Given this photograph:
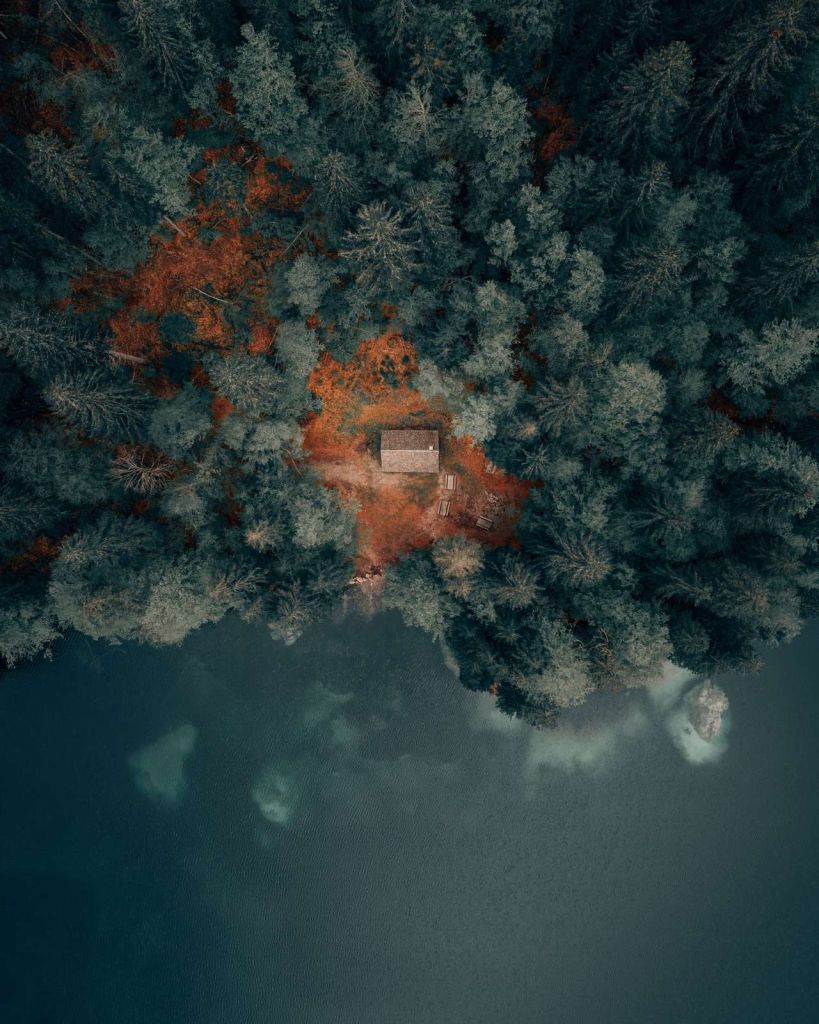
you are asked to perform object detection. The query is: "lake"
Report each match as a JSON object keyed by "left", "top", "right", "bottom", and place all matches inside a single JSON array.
[{"left": 1, "top": 608, "right": 817, "bottom": 1023}]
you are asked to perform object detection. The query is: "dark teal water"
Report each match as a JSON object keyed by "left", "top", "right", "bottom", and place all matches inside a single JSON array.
[{"left": 1, "top": 610, "right": 817, "bottom": 1024}]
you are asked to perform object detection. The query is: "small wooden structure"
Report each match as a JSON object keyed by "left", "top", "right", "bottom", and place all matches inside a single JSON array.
[
  {"left": 476, "top": 515, "right": 493, "bottom": 531},
  {"left": 381, "top": 429, "right": 439, "bottom": 473},
  {"left": 437, "top": 498, "right": 451, "bottom": 517},
  {"left": 443, "top": 473, "right": 457, "bottom": 491}
]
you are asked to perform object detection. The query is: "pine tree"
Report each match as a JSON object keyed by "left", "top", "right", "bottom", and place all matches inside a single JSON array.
[
  {"left": 590, "top": 41, "right": 693, "bottom": 162},
  {"left": 694, "top": 0, "right": 814, "bottom": 158},
  {"left": 320, "top": 43, "right": 381, "bottom": 126},
  {"left": 492, "top": 556, "right": 540, "bottom": 609},
  {"left": 310, "top": 150, "right": 362, "bottom": 226},
  {"left": 534, "top": 376, "right": 589, "bottom": 438},
  {"left": 542, "top": 532, "right": 612, "bottom": 589},
  {"left": 230, "top": 24, "right": 307, "bottom": 153},
  {"left": 112, "top": 445, "right": 174, "bottom": 495},
  {"left": 205, "top": 354, "right": 280, "bottom": 415},
  {"left": 741, "top": 94, "right": 819, "bottom": 213},
  {"left": 0, "top": 486, "right": 49, "bottom": 549},
  {"left": 340, "top": 201, "right": 418, "bottom": 288},
  {"left": 0, "top": 306, "right": 96, "bottom": 377},
  {"left": 45, "top": 370, "right": 146, "bottom": 438},
  {"left": 723, "top": 320, "right": 818, "bottom": 397},
  {"left": 751, "top": 238, "right": 819, "bottom": 311},
  {"left": 26, "top": 132, "right": 100, "bottom": 219},
  {"left": 117, "top": 0, "right": 196, "bottom": 89}
]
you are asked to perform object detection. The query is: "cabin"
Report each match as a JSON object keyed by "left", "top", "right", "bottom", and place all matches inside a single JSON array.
[{"left": 380, "top": 429, "right": 439, "bottom": 473}]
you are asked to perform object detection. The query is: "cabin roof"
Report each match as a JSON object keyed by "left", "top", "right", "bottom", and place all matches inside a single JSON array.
[
  {"left": 380, "top": 429, "right": 439, "bottom": 452},
  {"left": 380, "top": 429, "right": 440, "bottom": 473}
]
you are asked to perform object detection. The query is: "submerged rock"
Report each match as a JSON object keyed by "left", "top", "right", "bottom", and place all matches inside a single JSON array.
[
  {"left": 128, "top": 723, "right": 198, "bottom": 805},
  {"left": 251, "top": 765, "right": 298, "bottom": 826},
  {"left": 686, "top": 681, "right": 729, "bottom": 742}
]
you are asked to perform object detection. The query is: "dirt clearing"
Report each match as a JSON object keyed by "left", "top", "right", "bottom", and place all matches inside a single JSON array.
[{"left": 302, "top": 332, "right": 529, "bottom": 571}]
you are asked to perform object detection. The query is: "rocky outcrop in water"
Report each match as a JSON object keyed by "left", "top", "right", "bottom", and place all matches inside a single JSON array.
[{"left": 686, "top": 681, "right": 729, "bottom": 742}]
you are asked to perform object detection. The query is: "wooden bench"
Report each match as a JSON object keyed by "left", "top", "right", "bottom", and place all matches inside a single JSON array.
[
  {"left": 443, "top": 473, "right": 457, "bottom": 491},
  {"left": 475, "top": 515, "right": 493, "bottom": 531},
  {"left": 437, "top": 499, "right": 451, "bottom": 517}
]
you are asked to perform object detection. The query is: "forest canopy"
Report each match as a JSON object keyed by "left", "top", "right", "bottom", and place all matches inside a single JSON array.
[{"left": 1, "top": 0, "right": 819, "bottom": 726}]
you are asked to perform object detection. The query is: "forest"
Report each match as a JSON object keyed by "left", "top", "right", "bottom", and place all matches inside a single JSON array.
[{"left": 1, "top": 0, "right": 818, "bottom": 725}]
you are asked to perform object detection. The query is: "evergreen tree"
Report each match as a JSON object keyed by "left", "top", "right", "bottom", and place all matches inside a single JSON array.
[
  {"left": 590, "top": 41, "right": 693, "bottom": 162},
  {"left": 45, "top": 370, "right": 146, "bottom": 438},
  {"left": 117, "top": 0, "right": 197, "bottom": 88},
  {"left": 230, "top": 24, "right": 308, "bottom": 155},
  {"left": 340, "top": 201, "right": 418, "bottom": 289}
]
